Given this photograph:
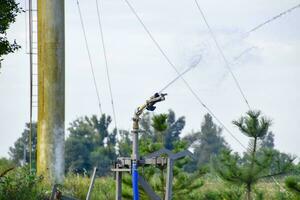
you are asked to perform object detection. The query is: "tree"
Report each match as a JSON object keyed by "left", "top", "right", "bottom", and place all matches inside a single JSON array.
[
  {"left": 118, "top": 130, "right": 131, "bottom": 157},
  {"left": 140, "top": 110, "right": 185, "bottom": 150},
  {"left": 122, "top": 113, "right": 203, "bottom": 200},
  {"left": 0, "top": 0, "right": 22, "bottom": 68},
  {"left": 261, "top": 131, "right": 275, "bottom": 149},
  {"left": 212, "top": 110, "right": 293, "bottom": 200},
  {"left": 164, "top": 110, "right": 185, "bottom": 150},
  {"left": 184, "top": 113, "right": 229, "bottom": 171},
  {"left": 65, "top": 114, "right": 117, "bottom": 176},
  {"left": 9, "top": 123, "right": 37, "bottom": 167}
]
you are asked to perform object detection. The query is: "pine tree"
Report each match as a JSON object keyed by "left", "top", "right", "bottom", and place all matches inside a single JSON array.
[
  {"left": 213, "top": 110, "right": 293, "bottom": 200},
  {"left": 139, "top": 110, "right": 185, "bottom": 150}
]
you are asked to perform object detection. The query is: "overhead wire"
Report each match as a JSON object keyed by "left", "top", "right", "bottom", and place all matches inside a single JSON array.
[
  {"left": 246, "top": 3, "right": 300, "bottom": 35},
  {"left": 192, "top": 2, "right": 300, "bottom": 85},
  {"left": 218, "top": 2, "right": 300, "bottom": 53},
  {"left": 193, "top": 0, "right": 251, "bottom": 110},
  {"left": 95, "top": 0, "right": 118, "bottom": 130},
  {"left": 76, "top": 0, "right": 103, "bottom": 115},
  {"left": 192, "top": 1, "right": 292, "bottom": 188},
  {"left": 122, "top": 0, "right": 247, "bottom": 149}
]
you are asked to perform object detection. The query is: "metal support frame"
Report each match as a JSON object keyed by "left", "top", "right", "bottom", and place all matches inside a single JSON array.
[
  {"left": 165, "top": 158, "right": 173, "bottom": 200},
  {"left": 116, "top": 170, "right": 122, "bottom": 200},
  {"left": 112, "top": 93, "right": 193, "bottom": 200},
  {"left": 112, "top": 148, "right": 193, "bottom": 200}
]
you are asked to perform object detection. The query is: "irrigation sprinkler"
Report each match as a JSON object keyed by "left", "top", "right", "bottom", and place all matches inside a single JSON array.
[
  {"left": 132, "top": 92, "right": 166, "bottom": 200},
  {"left": 112, "top": 93, "right": 194, "bottom": 200}
]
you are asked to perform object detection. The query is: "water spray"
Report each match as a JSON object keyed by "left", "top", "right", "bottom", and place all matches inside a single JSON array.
[{"left": 159, "top": 54, "right": 202, "bottom": 93}]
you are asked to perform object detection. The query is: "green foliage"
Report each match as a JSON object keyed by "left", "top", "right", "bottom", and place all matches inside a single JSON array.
[
  {"left": 199, "top": 190, "right": 222, "bottom": 200},
  {"left": 9, "top": 123, "right": 37, "bottom": 167},
  {"left": 65, "top": 114, "right": 117, "bottom": 176},
  {"left": 118, "top": 130, "right": 131, "bottom": 157},
  {"left": 184, "top": 113, "right": 229, "bottom": 172},
  {"left": 254, "top": 189, "right": 264, "bottom": 200},
  {"left": 0, "top": 157, "right": 14, "bottom": 175},
  {"left": 164, "top": 110, "right": 185, "bottom": 150},
  {"left": 232, "top": 110, "right": 271, "bottom": 139},
  {"left": 213, "top": 110, "right": 293, "bottom": 200},
  {"left": 7, "top": 110, "right": 299, "bottom": 199},
  {"left": 122, "top": 112, "right": 202, "bottom": 199},
  {"left": 220, "top": 185, "right": 244, "bottom": 200},
  {"left": 0, "top": 0, "right": 22, "bottom": 65},
  {"left": 152, "top": 114, "right": 168, "bottom": 133},
  {"left": 0, "top": 166, "right": 47, "bottom": 200},
  {"left": 140, "top": 110, "right": 185, "bottom": 150},
  {"left": 195, "top": 185, "right": 244, "bottom": 200},
  {"left": 285, "top": 176, "right": 300, "bottom": 197},
  {"left": 274, "top": 190, "right": 292, "bottom": 200},
  {"left": 261, "top": 132, "right": 275, "bottom": 149},
  {"left": 63, "top": 173, "right": 115, "bottom": 200}
]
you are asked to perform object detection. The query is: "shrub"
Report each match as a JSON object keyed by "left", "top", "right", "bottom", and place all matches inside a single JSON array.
[{"left": 0, "top": 166, "right": 47, "bottom": 200}]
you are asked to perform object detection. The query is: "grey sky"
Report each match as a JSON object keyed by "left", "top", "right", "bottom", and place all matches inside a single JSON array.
[{"left": 0, "top": 0, "right": 299, "bottom": 157}]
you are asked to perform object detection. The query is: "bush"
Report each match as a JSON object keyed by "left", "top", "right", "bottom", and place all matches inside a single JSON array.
[
  {"left": 0, "top": 166, "right": 47, "bottom": 200},
  {"left": 0, "top": 157, "right": 14, "bottom": 175}
]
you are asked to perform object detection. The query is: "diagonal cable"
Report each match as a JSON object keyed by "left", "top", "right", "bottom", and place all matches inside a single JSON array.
[
  {"left": 122, "top": 0, "right": 247, "bottom": 149},
  {"left": 247, "top": 3, "right": 300, "bottom": 35},
  {"left": 95, "top": 0, "right": 118, "bottom": 130},
  {"left": 193, "top": 0, "right": 251, "bottom": 110},
  {"left": 76, "top": 0, "right": 103, "bottom": 115}
]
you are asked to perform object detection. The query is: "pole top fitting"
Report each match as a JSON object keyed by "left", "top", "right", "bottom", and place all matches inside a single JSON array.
[
  {"left": 135, "top": 93, "right": 167, "bottom": 117},
  {"left": 146, "top": 93, "right": 167, "bottom": 111}
]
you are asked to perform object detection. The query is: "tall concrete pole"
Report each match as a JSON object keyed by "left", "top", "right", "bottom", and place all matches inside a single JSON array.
[{"left": 37, "top": 0, "right": 65, "bottom": 183}]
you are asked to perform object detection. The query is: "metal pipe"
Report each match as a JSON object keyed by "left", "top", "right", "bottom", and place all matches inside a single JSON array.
[
  {"left": 130, "top": 93, "right": 166, "bottom": 200},
  {"left": 132, "top": 162, "right": 139, "bottom": 200},
  {"left": 28, "top": 0, "right": 33, "bottom": 172}
]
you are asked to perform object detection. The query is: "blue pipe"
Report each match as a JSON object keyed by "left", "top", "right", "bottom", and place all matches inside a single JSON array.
[{"left": 132, "top": 162, "right": 139, "bottom": 200}]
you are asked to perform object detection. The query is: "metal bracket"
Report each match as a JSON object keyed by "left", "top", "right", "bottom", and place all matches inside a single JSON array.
[{"left": 112, "top": 148, "right": 193, "bottom": 200}]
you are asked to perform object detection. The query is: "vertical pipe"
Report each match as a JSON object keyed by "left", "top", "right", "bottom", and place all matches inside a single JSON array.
[
  {"left": 132, "top": 118, "right": 139, "bottom": 200},
  {"left": 37, "top": 0, "right": 65, "bottom": 183},
  {"left": 132, "top": 130, "right": 139, "bottom": 160},
  {"left": 165, "top": 158, "right": 173, "bottom": 200},
  {"left": 28, "top": 0, "right": 33, "bottom": 172},
  {"left": 132, "top": 162, "right": 139, "bottom": 200}
]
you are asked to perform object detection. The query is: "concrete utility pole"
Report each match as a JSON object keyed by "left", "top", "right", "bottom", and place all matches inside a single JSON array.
[{"left": 37, "top": 0, "right": 65, "bottom": 183}]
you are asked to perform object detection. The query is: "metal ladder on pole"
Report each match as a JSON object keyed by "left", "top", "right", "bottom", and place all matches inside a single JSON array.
[{"left": 26, "top": 0, "right": 38, "bottom": 171}]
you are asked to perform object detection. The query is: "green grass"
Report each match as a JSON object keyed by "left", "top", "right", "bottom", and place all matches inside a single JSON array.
[{"left": 0, "top": 166, "right": 298, "bottom": 200}]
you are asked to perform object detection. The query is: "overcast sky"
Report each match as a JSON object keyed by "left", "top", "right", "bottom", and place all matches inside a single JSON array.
[{"left": 0, "top": 0, "right": 299, "bottom": 158}]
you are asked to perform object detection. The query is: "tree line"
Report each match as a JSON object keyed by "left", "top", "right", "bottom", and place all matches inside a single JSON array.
[{"left": 7, "top": 109, "right": 300, "bottom": 199}]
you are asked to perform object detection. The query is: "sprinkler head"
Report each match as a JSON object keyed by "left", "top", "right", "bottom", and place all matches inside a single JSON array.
[{"left": 146, "top": 93, "right": 167, "bottom": 111}]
